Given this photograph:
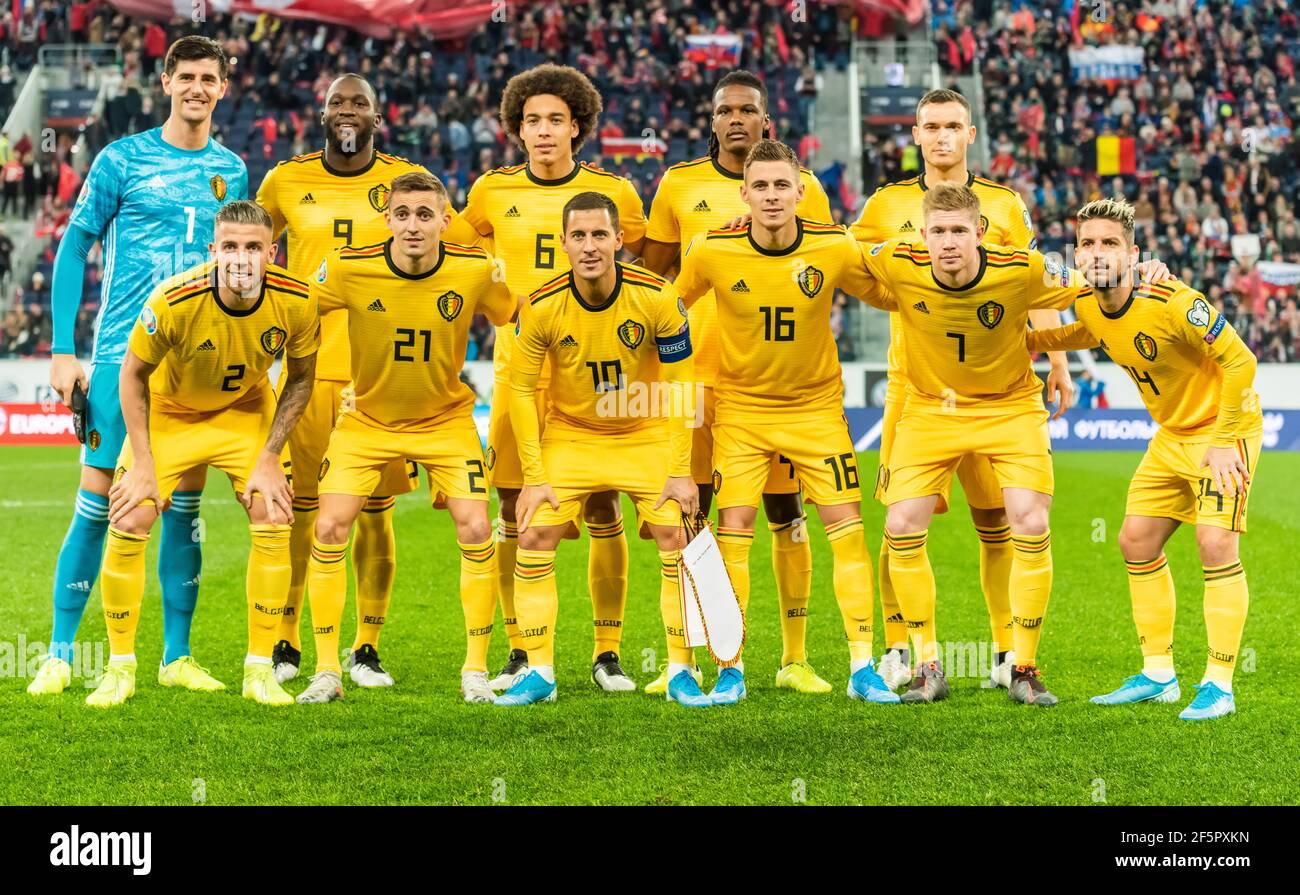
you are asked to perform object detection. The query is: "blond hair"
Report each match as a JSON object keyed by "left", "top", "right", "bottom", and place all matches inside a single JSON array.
[
  {"left": 921, "top": 182, "right": 982, "bottom": 226},
  {"left": 1076, "top": 196, "right": 1136, "bottom": 245},
  {"left": 214, "top": 200, "right": 273, "bottom": 232},
  {"left": 389, "top": 171, "right": 449, "bottom": 205},
  {"left": 743, "top": 139, "right": 801, "bottom": 179}
]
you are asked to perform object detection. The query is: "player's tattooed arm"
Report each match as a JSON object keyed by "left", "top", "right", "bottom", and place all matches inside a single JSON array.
[
  {"left": 244, "top": 351, "right": 316, "bottom": 524},
  {"left": 109, "top": 351, "right": 162, "bottom": 524}
]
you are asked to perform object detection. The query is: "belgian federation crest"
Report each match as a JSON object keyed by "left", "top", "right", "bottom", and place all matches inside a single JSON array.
[
  {"left": 711, "top": 469, "right": 723, "bottom": 494},
  {"left": 88, "top": 430, "right": 101, "bottom": 451},
  {"left": 260, "top": 326, "right": 288, "bottom": 355},
  {"left": 210, "top": 174, "right": 227, "bottom": 202},
  {"left": 977, "top": 300, "right": 1004, "bottom": 330},
  {"left": 438, "top": 290, "right": 464, "bottom": 322},
  {"left": 486, "top": 446, "right": 497, "bottom": 470},
  {"left": 617, "top": 319, "right": 645, "bottom": 350},
  {"left": 318, "top": 458, "right": 330, "bottom": 482},
  {"left": 368, "top": 183, "right": 391, "bottom": 212},
  {"left": 1134, "top": 332, "right": 1158, "bottom": 361},
  {"left": 979, "top": 214, "right": 990, "bottom": 234},
  {"left": 797, "top": 265, "right": 825, "bottom": 298}
]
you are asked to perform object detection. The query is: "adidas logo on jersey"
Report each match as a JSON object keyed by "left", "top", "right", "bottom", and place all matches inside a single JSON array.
[
  {"left": 913, "top": 301, "right": 929, "bottom": 313},
  {"left": 300, "top": 193, "right": 316, "bottom": 204},
  {"left": 367, "top": 299, "right": 386, "bottom": 312},
  {"left": 900, "top": 219, "right": 915, "bottom": 232},
  {"left": 197, "top": 339, "right": 216, "bottom": 351},
  {"left": 559, "top": 334, "right": 579, "bottom": 349},
  {"left": 732, "top": 280, "right": 750, "bottom": 293},
  {"left": 149, "top": 174, "right": 167, "bottom": 190},
  {"left": 694, "top": 199, "right": 711, "bottom": 212},
  {"left": 505, "top": 206, "right": 521, "bottom": 218}
]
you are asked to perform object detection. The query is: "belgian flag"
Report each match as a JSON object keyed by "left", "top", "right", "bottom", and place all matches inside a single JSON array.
[{"left": 1094, "top": 135, "right": 1137, "bottom": 176}]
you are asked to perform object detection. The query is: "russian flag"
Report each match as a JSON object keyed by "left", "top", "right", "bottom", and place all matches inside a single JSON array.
[{"left": 684, "top": 33, "right": 742, "bottom": 70}]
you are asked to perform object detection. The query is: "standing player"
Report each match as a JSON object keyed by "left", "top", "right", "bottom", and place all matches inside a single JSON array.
[
  {"left": 30, "top": 36, "right": 247, "bottom": 696},
  {"left": 641, "top": 70, "right": 835, "bottom": 696},
  {"left": 504, "top": 192, "right": 701, "bottom": 707},
  {"left": 1027, "top": 198, "right": 1260, "bottom": 721},
  {"left": 257, "top": 74, "right": 430, "bottom": 688},
  {"left": 857, "top": 183, "right": 1099, "bottom": 707},
  {"left": 849, "top": 88, "right": 1072, "bottom": 693},
  {"left": 675, "top": 140, "right": 900, "bottom": 706},
  {"left": 296, "top": 172, "right": 517, "bottom": 705},
  {"left": 88, "top": 201, "right": 317, "bottom": 707},
  {"left": 443, "top": 64, "right": 648, "bottom": 693}
]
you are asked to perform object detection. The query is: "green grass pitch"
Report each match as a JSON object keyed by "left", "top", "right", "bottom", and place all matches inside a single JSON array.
[{"left": 1, "top": 445, "right": 1297, "bottom": 805}]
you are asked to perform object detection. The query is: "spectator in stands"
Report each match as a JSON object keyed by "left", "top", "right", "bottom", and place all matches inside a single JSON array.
[
  {"left": 0, "top": 226, "right": 10, "bottom": 290},
  {"left": 0, "top": 152, "right": 20, "bottom": 218},
  {"left": 28, "top": 271, "right": 49, "bottom": 308}
]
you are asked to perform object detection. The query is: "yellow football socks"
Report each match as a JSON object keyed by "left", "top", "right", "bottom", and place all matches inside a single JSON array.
[
  {"left": 825, "top": 516, "right": 874, "bottom": 665},
  {"left": 281, "top": 495, "right": 318, "bottom": 650},
  {"left": 715, "top": 527, "right": 754, "bottom": 612},
  {"left": 247, "top": 524, "right": 292, "bottom": 659},
  {"left": 101, "top": 527, "right": 149, "bottom": 657},
  {"left": 1126, "top": 554, "right": 1176, "bottom": 678},
  {"left": 514, "top": 548, "right": 558, "bottom": 667},
  {"left": 885, "top": 529, "right": 938, "bottom": 663},
  {"left": 351, "top": 497, "right": 397, "bottom": 652},
  {"left": 497, "top": 517, "right": 523, "bottom": 650},
  {"left": 878, "top": 539, "right": 908, "bottom": 650},
  {"left": 770, "top": 519, "right": 812, "bottom": 666},
  {"left": 459, "top": 539, "right": 498, "bottom": 673},
  {"left": 587, "top": 518, "right": 628, "bottom": 660},
  {"left": 1203, "top": 560, "right": 1248, "bottom": 687},
  {"left": 307, "top": 537, "right": 348, "bottom": 673},
  {"left": 1009, "top": 531, "right": 1053, "bottom": 667},
  {"left": 975, "top": 524, "right": 1015, "bottom": 652},
  {"left": 659, "top": 549, "right": 694, "bottom": 665}
]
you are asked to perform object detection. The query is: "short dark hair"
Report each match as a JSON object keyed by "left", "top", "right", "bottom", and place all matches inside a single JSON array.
[
  {"left": 214, "top": 200, "right": 273, "bottom": 232},
  {"left": 164, "top": 36, "right": 229, "bottom": 82},
  {"left": 713, "top": 70, "right": 768, "bottom": 112},
  {"left": 500, "top": 64, "right": 603, "bottom": 153},
  {"left": 916, "top": 88, "right": 972, "bottom": 121},
  {"left": 562, "top": 192, "right": 619, "bottom": 233},
  {"left": 389, "top": 171, "right": 449, "bottom": 206}
]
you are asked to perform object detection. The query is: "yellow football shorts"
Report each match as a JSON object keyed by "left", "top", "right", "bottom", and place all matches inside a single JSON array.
[
  {"left": 286, "top": 378, "right": 416, "bottom": 500},
  {"left": 712, "top": 410, "right": 859, "bottom": 510},
  {"left": 487, "top": 380, "right": 549, "bottom": 491},
  {"left": 115, "top": 393, "right": 289, "bottom": 502},
  {"left": 880, "top": 403, "right": 1053, "bottom": 506},
  {"left": 529, "top": 428, "right": 682, "bottom": 530},
  {"left": 1127, "top": 429, "right": 1260, "bottom": 532},
  {"left": 876, "top": 375, "right": 1003, "bottom": 511},
  {"left": 319, "top": 412, "right": 489, "bottom": 505},
  {"left": 692, "top": 386, "right": 800, "bottom": 495}
]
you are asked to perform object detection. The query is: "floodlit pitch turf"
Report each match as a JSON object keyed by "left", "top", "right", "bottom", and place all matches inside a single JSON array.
[{"left": 1, "top": 445, "right": 1297, "bottom": 805}]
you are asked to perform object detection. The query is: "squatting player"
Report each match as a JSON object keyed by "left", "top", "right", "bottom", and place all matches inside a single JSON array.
[
  {"left": 297, "top": 172, "right": 517, "bottom": 705},
  {"left": 850, "top": 88, "right": 1073, "bottom": 693},
  {"left": 642, "top": 69, "right": 836, "bottom": 696},
  {"left": 257, "top": 73, "right": 430, "bottom": 688},
  {"left": 31, "top": 36, "right": 247, "bottom": 696},
  {"left": 675, "top": 140, "right": 900, "bottom": 707},
  {"left": 504, "top": 192, "right": 700, "bottom": 707},
  {"left": 89, "top": 201, "right": 318, "bottom": 708},
  {"left": 1028, "top": 197, "right": 1260, "bottom": 722},
  {"left": 444, "top": 64, "right": 648, "bottom": 693}
]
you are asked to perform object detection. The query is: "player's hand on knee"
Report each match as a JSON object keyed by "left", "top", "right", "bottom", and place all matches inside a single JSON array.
[
  {"left": 109, "top": 465, "right": 161, "bottom": 525},
  {"left": 1200, "top": 446, "right": 1248, "bottom": 498},
  {"left": 656, "top": 475, "right": 698, "bottom": 518},
  {"left": 49, "top": 354, "right": 88, "bottom": 407},
  {"left": 517, "top": 483, "right": 558, "bottom": 533},
  {"left": 244, "top": 451, "right": 294, "bottom": 525}
]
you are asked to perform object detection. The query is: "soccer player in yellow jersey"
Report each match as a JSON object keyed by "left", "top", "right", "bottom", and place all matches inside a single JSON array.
[
  {"left": 856, "top": 183, "right": 1106, "bottom": 706},
  {"left": 850, "top": 88, "right": 1075, "bottom": 692},
  {"left": 1027, "top": 198, "right": 1261, "bottom": 721},
  {"left": 444, "top": 65, "right": 648, "bottom": 693},
  {"left": 88, "top": 201, "right": 318, "bottom": 708},
  {"left": 257, "top": 74, "right": 429, "bottom": 687},
  {"left": 641, "top": 70, "right": 835, "bottom": 697},
  {"left": 675, "top": 140, "right": 899, "bottom": 706},
  {"left": 503, "top": 192, "right": 700, "bottom": 707},
  {"left": 296, "top": 172, "right": 517, "bottom": 705}
]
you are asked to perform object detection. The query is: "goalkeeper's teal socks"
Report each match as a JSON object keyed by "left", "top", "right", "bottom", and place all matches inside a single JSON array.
[
  {"left": 49, "top": 489, "right": 110, "bottom": 664},
  {"left": 159, "top": 491, "right": 203, "bottom": 664}
]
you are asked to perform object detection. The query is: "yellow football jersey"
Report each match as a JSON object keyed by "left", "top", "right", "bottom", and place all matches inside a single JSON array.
[
  {"left": 511, "top": 262, "right": 693, "bottom": 483},
  {"left": 675, "top": 219, "right": 877, "bottom": 416},
  {"left": 1029, "top": 280, "right": 1262, "bottom": 443},
  {"left": 256, "top": 149, "right": 431, "bottom": 382},
  {"left": 859, "top": 241, "right": 1084, "bottom": 409},
  {"left": 310, "top": 239, "right": 515, "bottom": 432},
  {"left": 646, "top": 156, "right": 832, "bottom": 386},
  {"left": 129, "top": 261, "right": 319, "bottom": 414},
  {"left": 443, "top": 161, "right": 648, "bottom": 381},
  {"left": 850, "top": 172, "right": 1035, "bottom": 382}
]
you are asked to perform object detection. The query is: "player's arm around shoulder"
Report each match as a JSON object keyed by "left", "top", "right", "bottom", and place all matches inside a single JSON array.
[
  {"left": 477, "top": 252, "right": 518, "bottom": 327},
  {"left": 673, "top": 234, "right": 712, "bottom": 308},
  {"left": 842, "top": 232, "right": 895, "bottom": 310}
]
